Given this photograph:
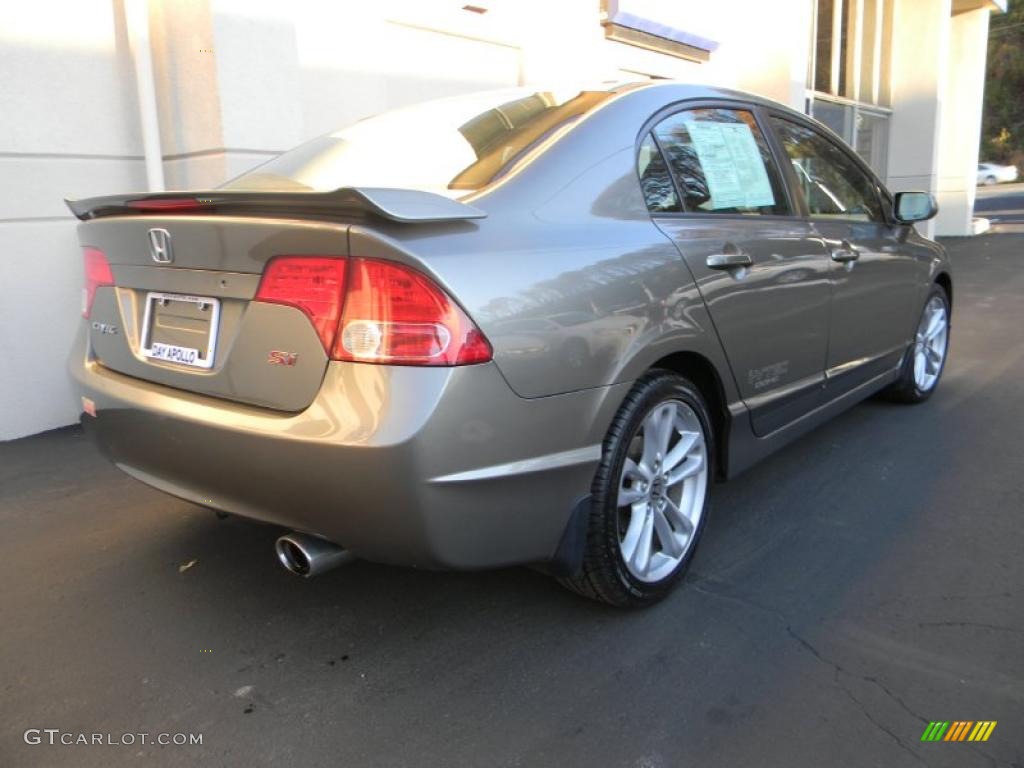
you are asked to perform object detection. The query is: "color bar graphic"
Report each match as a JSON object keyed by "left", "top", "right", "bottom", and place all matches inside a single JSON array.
[{"left": 921, "top": 721, "right": 996, "bottom": 742}]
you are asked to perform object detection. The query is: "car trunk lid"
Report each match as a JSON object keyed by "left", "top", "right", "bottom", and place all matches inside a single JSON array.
[
  {"left": 71, "top": 188, "right": 489, "bottom": 412},
  {"left": 78, "top": 215, "right": 349, "bottom": 412}
]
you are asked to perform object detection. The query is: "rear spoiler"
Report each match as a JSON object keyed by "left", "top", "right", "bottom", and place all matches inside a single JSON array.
[{"left": 65, "top": 186, "right": 487, "bottom": 224}]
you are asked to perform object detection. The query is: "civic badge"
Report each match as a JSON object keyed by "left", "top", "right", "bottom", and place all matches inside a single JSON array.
[
  {"left": 148, "top": 228, "right": 173, "bottom": 264},
  {"left": 90, "top": 321, "right": 119, "bottom": 335}
]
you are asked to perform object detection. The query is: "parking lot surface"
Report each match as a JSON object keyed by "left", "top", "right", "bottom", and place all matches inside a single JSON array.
[
  {"left": 977, "top": 182, "right": 1024, "bottom": 229},
  {"left": 2, "top": 234, "right": 1022, "bottom": 768}
]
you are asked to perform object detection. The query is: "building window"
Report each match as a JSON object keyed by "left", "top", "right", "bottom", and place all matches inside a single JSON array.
[
  {"left": 811, "top": 0, "right": 892, "bottom": 103},
  {"left": 808, "top": 0, "right": 892, "bottom": 177},
  {"left": 813, "top": 0, "right": 836, "bottom": 94},
  {"left": 809, "top": 97, "right": 890, "bottom": 179}
]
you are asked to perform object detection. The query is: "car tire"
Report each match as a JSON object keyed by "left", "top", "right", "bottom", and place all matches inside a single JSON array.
[
  {"left": 559, "top": 370, "right": 714, "bottom": 608},
  {"left": 985, "top": 175, "right": 997, "bottom": 186},
  {"left": 883, "top": 283, "right": 951, "bottom": 404}
]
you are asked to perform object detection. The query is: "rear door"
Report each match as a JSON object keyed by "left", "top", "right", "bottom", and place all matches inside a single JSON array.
[
  {"left": 643, "top": 104, "right": 833, "bottom": 435},
  {"left": 768, "top": 116, "right": 924, "bottom": 389}
]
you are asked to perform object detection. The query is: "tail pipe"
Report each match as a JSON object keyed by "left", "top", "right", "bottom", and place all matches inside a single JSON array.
[{"left": 275, "top": 532, "right": 354, "bottom": 578}]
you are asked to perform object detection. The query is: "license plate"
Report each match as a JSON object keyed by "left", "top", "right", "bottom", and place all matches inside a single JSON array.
[
  {"left": 146, "top": 342, "right": 205, "bottom": 366},
  {"left": 140, "top": 292, "right": 220, "bottom": 370}
]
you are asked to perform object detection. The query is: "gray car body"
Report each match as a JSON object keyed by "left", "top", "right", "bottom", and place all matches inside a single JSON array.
[{"left": 69, "top": 82, "right": 950, "bottom": 571}]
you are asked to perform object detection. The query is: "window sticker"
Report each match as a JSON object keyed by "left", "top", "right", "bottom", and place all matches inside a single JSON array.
[{"left": 685, "top": 121, "right": 776, "bottom": 210}]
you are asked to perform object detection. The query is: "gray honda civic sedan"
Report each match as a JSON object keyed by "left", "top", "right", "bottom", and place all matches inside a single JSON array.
[{"left": 68, "top": 82, "right": 951, "bottom": 607}]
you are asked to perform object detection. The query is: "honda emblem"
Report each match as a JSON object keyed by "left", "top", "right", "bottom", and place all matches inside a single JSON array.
[{"left": 148, "top": 228, "right": 173, "bottom": 264}]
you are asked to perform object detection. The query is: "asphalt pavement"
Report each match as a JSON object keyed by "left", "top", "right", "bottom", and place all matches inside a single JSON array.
[
  {"left": 2, "top": 231, "right": 1023, "bottom": 768},
  {"left": 976, "top": 181, "right": 1024, "bottom": 228}
]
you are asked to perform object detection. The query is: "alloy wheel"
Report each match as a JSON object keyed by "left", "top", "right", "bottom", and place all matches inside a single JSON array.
[
  {"left": 616, "top": 400, "right": 709, "bottom": 583},
  {"left": 913, "top": 295, "right": 948, "bottom": 392}
]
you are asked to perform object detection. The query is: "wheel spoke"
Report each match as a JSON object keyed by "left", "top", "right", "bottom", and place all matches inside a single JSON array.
[
  {"left": 655, "top": 405, "right": 675, "bottom": 457},
  {"left": 640, "top": 415, "right": 659, "bottom": 470},
  {"left": 924, "top": 311, "right": 944, "bottom": 340},
  {"left": 666, "top": 454, "right": 704, "bottom": 486},
  {"left": 652, "top": 507, "right": 683, "bottom": 557},
  {"left": 619, "top": 502, "right": 648, "bottom": 563},
  {"left": 617, "top": 458, "right": 649, "bottom": 507},
  {"left": 617, "top": 485, "right": 646, "bottom": 507},
  {"left": 642, "top": 405, "right": 674, "bottom": 470},
  {"left": 626, "top": 456, "right": 651, "bottom": 481},
  {"left": 914, "top": 352, "right": 926, "bottom": 385},
  {"left": 630, "top": 512, "right": 655, "bottom": 574},
  {"left": 662, "top": 497, "right": 694, "bottom": 537},
  {"left": 663, "top": 430, "right": 700, "bottom": 471}
]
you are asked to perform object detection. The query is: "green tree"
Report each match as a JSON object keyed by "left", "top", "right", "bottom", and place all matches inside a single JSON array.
[{"left": 982, "top": 4, "right": 1024, "bottom": 170}]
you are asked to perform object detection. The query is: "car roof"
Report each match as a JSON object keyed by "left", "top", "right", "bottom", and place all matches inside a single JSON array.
[
  {"left": 618, "top": 80, "right": 800, "bottom": 111},
  {"left": 482, "top": 79, "right": 803, "bottom": 114}
]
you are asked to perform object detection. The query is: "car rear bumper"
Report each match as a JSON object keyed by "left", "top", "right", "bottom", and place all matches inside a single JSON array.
[{"left": 69, "top": 327, "right": 628, "bottom": 569}]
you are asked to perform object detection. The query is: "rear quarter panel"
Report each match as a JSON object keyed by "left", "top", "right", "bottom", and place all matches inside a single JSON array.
[
  {"left": 351, "top": 214, "right": 732, "bottom": 400},
  {"left": 351, "top": 86, "right": 739, "bottom": 403}
]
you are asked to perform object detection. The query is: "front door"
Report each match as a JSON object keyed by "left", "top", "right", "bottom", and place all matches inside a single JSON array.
[
  {"left": 769, "top": 116, "right": 925, "bottom": 389},
  {"left": 640, "top": 106, "right": 833, "bottom": 436}
]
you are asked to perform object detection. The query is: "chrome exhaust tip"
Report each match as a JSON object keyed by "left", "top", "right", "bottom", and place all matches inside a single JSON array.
[{"left": 275, "top": 532, "right": 354, "bottom": 578}]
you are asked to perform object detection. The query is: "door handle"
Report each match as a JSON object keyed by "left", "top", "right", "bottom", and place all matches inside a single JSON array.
[
  {"left": 706, "top": 252, "right": 753, "bottom": 269},
  {"left": 830, "top": 244, "right": 860, "bottom": 263}
]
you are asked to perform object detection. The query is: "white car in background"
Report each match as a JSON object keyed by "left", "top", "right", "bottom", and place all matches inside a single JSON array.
[{"left": 977, "top": 162, "right": 1019, "bottom": 186}]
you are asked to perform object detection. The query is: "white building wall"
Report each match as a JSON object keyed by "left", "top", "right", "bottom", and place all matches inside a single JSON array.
[
  {"left": 935, "top": 8, "right": 991, "bottom": 235},
  {"left": 700, "top": 0, "right": 813, "bottom": 110},
  {"left": 886, "top": 0, "right": 953, "bottom": 240},
  {"left": 0, "top": 1, "right": 147, "bottom": 440}
]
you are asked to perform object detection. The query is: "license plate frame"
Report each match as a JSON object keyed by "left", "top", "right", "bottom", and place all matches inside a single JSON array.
[{"left": 140, "top": 291, "right": 220, "bottom": 370}]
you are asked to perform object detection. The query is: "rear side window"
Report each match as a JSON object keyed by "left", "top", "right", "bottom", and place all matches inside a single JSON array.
[
  {"left": 651, "top": 108, "right": 791, "bottom": 216},
  {"left": 637, "top": 133, "right": 681, "bottom": 212},
  {"left": 770, "top": 118, "right": 883, "bottom": 222}
]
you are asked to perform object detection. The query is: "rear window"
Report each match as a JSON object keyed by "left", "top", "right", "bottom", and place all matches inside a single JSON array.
[{"left": 223, "top": 88, "right": 617, "bottom": 195}]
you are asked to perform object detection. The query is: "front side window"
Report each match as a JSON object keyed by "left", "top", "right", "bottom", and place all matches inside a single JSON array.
[
  {"left": 651, "top": 108, "right": 792, "bottom": 216},
  {"left": 771, "top": 117, "right": 883, "bottom": 221}
]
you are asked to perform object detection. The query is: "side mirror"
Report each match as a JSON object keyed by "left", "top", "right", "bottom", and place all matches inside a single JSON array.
[{"left": 894, "top": 191, "right": 938, "bottom": 223}]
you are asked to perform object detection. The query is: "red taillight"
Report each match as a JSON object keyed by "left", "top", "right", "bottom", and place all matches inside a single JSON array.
[
  {"left": 254, "top": 257, "right": 348, "bottom": 351},
  {"left": 125, "top": 197, "right": 209, "bottom": 213},
  {"left": 82, "top": 247, "right": 114, "bottom": 318},
  {"left": 253, "top": 255, "right": 491, "bottom": 365},
  {"left": 334, "top": 258, "right": 492, "bottom": 365}
]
